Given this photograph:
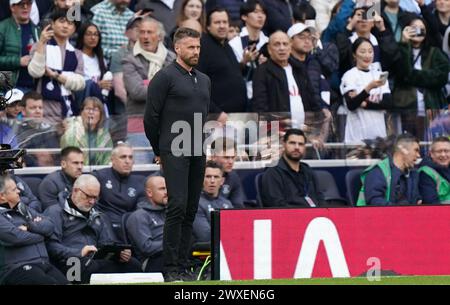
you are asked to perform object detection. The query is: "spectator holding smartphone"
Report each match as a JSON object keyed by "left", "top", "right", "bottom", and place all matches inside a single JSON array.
[
  {"left": 229, "top": 0, "right": 268, "bottom": 101},
  {"left": 0, "top": 0, "right": 40, "bottom": 93},
  {"left": 340, "top": 37, "right": 392, "bottom": 143},
  {"left": 392, "top": 17, "right": 449, "bottom": 140}
]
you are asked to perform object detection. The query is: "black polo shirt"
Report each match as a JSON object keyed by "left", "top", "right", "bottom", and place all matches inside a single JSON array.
[{"left": 144, "top": 61, "right": 211, "bottom": 157}]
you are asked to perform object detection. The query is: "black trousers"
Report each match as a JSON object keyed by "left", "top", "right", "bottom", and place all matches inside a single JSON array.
[
  {"left": 160, "top": 154, "right": 206, "bottom": 273},
  {"left": 3, "top": 262, "right": 69, "bottom": 285}
]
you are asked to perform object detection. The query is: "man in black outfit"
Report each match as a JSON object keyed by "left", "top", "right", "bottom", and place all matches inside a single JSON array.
[
  {"left": 144, "top": 27, "right": 210, "bottom": 282},
  {"left": 197, "top": 8, "right": 247, "bottom": 115},
  {"left": 261, "top": 128, "right": 325, "bottom": 207}
]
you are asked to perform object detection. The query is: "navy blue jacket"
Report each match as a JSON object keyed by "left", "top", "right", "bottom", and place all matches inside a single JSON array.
[
  {"left": 193, "top": 192, "right": 233, "bottom": 243},
  {"left": 0, "top": 202, "right": 53, "bottom": 282},
  {"left": 93, "top": 168, "right": 146, "bottom": 225},
  {"left": 364, "top": 158, "right": 421, "bottom": 205},
  {"left": 13, "top": 175, "right": 42, "bottom": 213},
  {"left": 418, "top": 156, "right": 450, "bottom": 204},
  {"left": 261, "top": 157, "right": 325, "bottom": 207},
  {"left": 39, "top": 170, "right": 75, "bottom": 211},
  {"left": 125, "top": 201, "right": 165, "bottom": 262},
  {"left": 44, "top": 193, "right": 117, "bottom": 264},
  {"left": 220, "top": 171, "right": 246, "bottom": 208}
]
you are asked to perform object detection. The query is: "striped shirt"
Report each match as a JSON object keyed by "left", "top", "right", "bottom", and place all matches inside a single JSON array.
[{"left": 91, "top": 0, "right": 134, "bottom": 61}]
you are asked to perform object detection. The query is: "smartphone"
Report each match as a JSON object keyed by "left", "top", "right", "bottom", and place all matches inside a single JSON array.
[
  {"left": 379, "top": 71, "right": 389, "bottom": 82},
  {"left": 41, "top": 19, "right": 52, "bottom": 31}
]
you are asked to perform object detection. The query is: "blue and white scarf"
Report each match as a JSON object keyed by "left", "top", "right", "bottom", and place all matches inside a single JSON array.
[{"left": 41, "top": 38, "right": 78, "bottom": 117}]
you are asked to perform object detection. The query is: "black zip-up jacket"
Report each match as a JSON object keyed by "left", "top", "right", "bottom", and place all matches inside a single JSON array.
[
  {"left": 252, "top": 57, "right": 321, "bottom": 113},
  {"left": 93, "top": 168, "right": 146, "bottom": 225},
  {"left": 125, "top": 201, "right": 166, "bottom": 262},
  {"left": 261, "top": 157, "right": 325, "bottom": 207},
  {"left": 0, "top": 202, "right": 53, "bottom": 282},
  {"left": 44, "top": 193, "right": 117, "bottom": 264},
  {"left": 39, "top": 170, "right": 75, "bottom": 211},
  {"left": 144, "top": 61, "right": 211, "bottom": 157},
  {"left": 197, "top": 33, "right": 247, "bottom": 113}
]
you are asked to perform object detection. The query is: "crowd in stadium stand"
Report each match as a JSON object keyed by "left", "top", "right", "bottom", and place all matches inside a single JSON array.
[{"left": 0, "top": 0, "right": 449, "bottom": 284}]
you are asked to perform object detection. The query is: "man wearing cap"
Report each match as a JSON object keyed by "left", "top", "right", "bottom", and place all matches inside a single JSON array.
[
  {"left": 288, "top": 22, "right": 336, "bottom": 125},
  {"left": 91, "top": 0, "right": 135, "bottom": 61},
  {"left": 3, "top": 88, "right": 24, "bottom": 120},
  {"left": 0, "top": 0, "right": 40, "bottom": 93}
]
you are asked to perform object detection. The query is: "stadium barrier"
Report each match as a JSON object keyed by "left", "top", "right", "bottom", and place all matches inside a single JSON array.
[{"left": 212, "top": 205, "right": 450, "bottom": 280}]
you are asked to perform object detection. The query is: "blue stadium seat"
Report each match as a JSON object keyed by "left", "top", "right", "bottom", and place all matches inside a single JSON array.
[
  {"left": 20, "top": 176, "right": 42, "bottom": 200},
  {"left": 254, "top": 172, "right": 264, "bottom": 207},
  {"left": 345, "top": 169, "right": 364, "bottom": 206},
  {"left": 313, "top": 170, "right": 348, "bottom": 206}
]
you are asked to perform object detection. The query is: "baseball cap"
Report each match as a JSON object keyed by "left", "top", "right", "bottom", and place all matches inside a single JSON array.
[
  {"left": 5, "top": 88, "right": 24, "bottom": 105},
  {"left": 10, "top": 0, "right": 33, "bottom": 5},
  {"left": 287, "top": 23, "right": 316, "bottom": 39},
  {"left": 126, "top": 16, "right": 143, "bottom": 31}
]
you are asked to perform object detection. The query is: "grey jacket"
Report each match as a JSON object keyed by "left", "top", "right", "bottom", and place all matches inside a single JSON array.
[
  {"left": 0, "top": 202, "right": 53, "bottom": 282},
  {"left": 44, "top": 193, "right": 117, "bottom": 264},
  {"left": 122, "top": 50, "right": 176, "bottom": 115},
  {"left": 193, "top": 193, "right": 233, "bottom": 243},
  {"left": 125, "top": 201, "right": 165, "bottom": 262},
  {"left": 39, "top": 170, "right": 75, "bottom": 212}
]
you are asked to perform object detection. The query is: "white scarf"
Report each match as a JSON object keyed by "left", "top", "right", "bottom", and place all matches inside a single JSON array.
[{"left": 133, "top": 41, "right": 168, "bottom": 81}]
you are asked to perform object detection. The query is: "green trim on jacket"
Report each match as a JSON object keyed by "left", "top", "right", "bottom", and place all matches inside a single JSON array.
[
  {"left": 418, "top": 165, "right": 450, "bottom": 203},
  {"left": 357, "top": 158, "right": 392, "bottom": 206}
]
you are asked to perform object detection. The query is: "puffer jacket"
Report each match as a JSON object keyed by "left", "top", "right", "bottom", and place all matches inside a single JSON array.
[
  {"left": 0, "top": 202, "right": 53, "bottom": 283},
  {"left": 0, "top": 17, "right": 39, "bottom": 86}
]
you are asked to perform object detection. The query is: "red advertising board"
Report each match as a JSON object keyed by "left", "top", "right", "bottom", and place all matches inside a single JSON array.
[{"left": 216, "top": 206, "right": 450, "bottom": 280}]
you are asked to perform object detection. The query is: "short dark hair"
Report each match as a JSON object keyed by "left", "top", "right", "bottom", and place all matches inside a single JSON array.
[
  {"left": 61, "top": 146, "right": 83, "bottom": 160},
  {"left": 205, "top": 160, "right": 224, "bottom": 173},
  {"left": 292, "top": 2, "right": 316, "bottom": 23},
  {"left": 352, "top": 37, "right": 372, "bottom": 54},
  {"left": 431, "top": 136, "right": 450, "bottom": 147},
  {"left": 206, "top": 7, "right": 230, "bottom": 26},
  {"left": 394, "top": 133, "right": 419, "bottom": 152},
  {"left": 173, "top": 27, "right": 201, "bottom": 44},
  {"left": 240, "top": 0, "right": 266, "bottom": 17},
  {"left": 211, "top": 137, "right": 236, "bottom": 154},
  {"left": 50, "top": 8, "right": 80, "bottom": 29},
  {"left": 22, "top": 91, "right": 43, "bottom": 107},
  {"left": 283, "top": 128, "right": 307, "bottom": 143}
]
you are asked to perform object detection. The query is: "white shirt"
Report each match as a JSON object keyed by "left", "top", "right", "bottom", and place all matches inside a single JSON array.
[
  {"left": 82, "top": 54, "right": 101, "bottom": 82},
  {"left": 161, "top": 0, "right": 175, "bottom": 10},
  {"left": 412, "top": 48, "right": 425, "bottom": 117},
  {"left": 229, "top": 27, "right": 269, "bottom": 100},
  {"left": 284, "top": 64, "right": 305, "bottom": 128},
  {"left": 340, "top": 65, "right": 390, "bottom": 143},
  {"left": 30, "top": 1, "right": 39, "bottom": 26}
]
